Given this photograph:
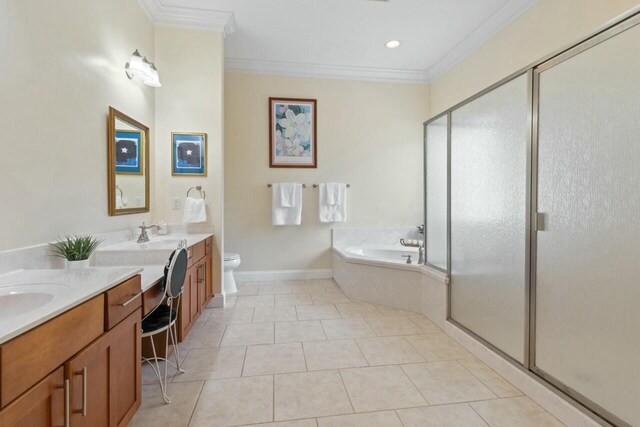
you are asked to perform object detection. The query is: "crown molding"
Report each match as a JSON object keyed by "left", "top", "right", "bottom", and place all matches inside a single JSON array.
[
  {"left": 225, "top": 58, "right": 431, "bottom": 84},
  {"left": 137, "top": 0, "right": 236, "bottom": 36},
  {"left": 138, "top": 0, "right": 537, "bottom": 82},
  {"left": 425, "top": 0, "right": 538, "bottom": 81}
]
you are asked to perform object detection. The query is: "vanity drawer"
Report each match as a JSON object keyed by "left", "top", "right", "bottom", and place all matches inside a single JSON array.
[
  {"left": 142, "top": 280, "right": 165, "bottom": 317},
  {"left": 0, "top": 295, "right": 104, "bottom": 408},
  {"left": 187, "top": 241, "right": 206, "bottom": 267},
  {"left": 205, "top": 237, "right": 213, "bottom": 255},
  {"left": 105, "top": 275, "right": 142, "bottom": 330}
]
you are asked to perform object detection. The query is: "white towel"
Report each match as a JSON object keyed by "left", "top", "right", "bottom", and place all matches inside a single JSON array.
[
  {"left": 319, "top": 183, "right": 347, "bottom": 223},
  {"left": 279, "top": 183, "right": 299, "bottom": 208},
  {"left": 272, "top": 183, "right": 302, "bottom": 225},
  {"left": 182, "top": 197, "right": 207, "bottom": 223}
]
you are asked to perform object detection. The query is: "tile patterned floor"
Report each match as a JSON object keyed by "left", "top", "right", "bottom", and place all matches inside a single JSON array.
[{"left": 131, "top": 279, "right": 564, "bottom": 427}]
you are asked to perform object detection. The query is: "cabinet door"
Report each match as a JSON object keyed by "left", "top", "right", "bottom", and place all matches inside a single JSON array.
[
  {"left": 66, "top": 334, "right": 110, "bottom": 427},
  {"left": 178, "top": 269, "right": 192, "bottom": 341},
  {"left": 189, "top": 266, "right": 199, "bottom": 323},
  {"left": 108, "top": 309, "right": 142, "bottom": 427},
  {"left": 204, "top": 253, "right": 213, "bottom": 302},
  {"left": 0, "top": 367, "right": 65, "bottom": 427},
  {"left": 197, "top": 262, "right": 206, "bottom": 312}
]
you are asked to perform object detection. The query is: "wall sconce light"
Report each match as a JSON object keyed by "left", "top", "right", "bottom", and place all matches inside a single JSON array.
[{"left": 125, "top": 49, "right": 161, "bottom": 87}]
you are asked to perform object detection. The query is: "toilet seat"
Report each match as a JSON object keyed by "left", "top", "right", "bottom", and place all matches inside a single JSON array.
[{"left": 224, "top": 253, "right": 240, "bottom": 262}]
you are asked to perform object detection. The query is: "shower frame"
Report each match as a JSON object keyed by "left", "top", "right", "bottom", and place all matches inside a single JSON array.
[{"left": 422, "top": 7, "right": 640, "bottom": 426}]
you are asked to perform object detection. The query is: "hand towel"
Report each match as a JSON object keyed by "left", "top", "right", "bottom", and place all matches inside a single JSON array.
[
  {"left": 325, "top": 182, "right": 344, "bottom": 205},
  {"left": 182, "top": 197, "right": 207, "bottom": 223},
  {"left": 279, "top": 182, "right": 299, "bottom": 208},
  {"left": 272, "top": 183, "right": 302, "bottom": 225},
  {"left": 319, "top": 183, "right": 347, "bottom": 223}
]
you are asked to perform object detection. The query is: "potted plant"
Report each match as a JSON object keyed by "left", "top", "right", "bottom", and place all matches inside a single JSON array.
[{"left": 50, "top": 235, "right": 103, "bottom": 269}]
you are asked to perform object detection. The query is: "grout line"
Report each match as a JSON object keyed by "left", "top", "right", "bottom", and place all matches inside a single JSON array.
[
  {"left": 272, "top": 373, "right": 275, "bottom": 422},
  {"left": 398, "top": 363, "right": 432, "bottom": 406},
  {"left": 454, "top": 359, "right": 498, "bottom": 399},
  {"left": 468, "top": 402, "right": 492, "bottom": 426},
  {"left": 185, "top": 380, "right": 206, "bottom": 427},
  {"left": 337, "top": 369, "right": 356, "bottom": 414}
]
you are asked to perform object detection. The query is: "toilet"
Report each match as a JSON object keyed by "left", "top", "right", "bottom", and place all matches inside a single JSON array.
[{"left": 223, "top": 253, "right": 241, "bottom": 295}]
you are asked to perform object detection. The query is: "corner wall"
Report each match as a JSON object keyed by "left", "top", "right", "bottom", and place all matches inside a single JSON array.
[
  {"left": 224, "top": 72, "right": 429, "bottom": 272},
  {"left": 0, "top": 0, "right": 155, "bottom": 250},
  {"left": 154, "top": 28, "right": 225, "bottom": 295},
  {"left": 429, "top": 0, "right": 639, "bottom": 116}
]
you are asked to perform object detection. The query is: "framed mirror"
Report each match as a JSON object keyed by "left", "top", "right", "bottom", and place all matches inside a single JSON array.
[{"left": 107, "top": 107, "right": 150, "bottom": 215}]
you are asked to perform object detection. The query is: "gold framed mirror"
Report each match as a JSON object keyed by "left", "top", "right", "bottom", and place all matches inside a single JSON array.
[{"left": 107, "top": 107, "right": 150, "bottom": 215}]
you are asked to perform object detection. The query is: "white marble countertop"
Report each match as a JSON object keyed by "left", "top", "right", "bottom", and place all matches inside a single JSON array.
[
  {"left": 139, "top": 264, "right": 165, "bottom": 291},
  {"left": 97, "top": 233, "right": 212, "bottom": 253},
  {"left": 0, "top": 266, "right": 142, "bottom": 345}
]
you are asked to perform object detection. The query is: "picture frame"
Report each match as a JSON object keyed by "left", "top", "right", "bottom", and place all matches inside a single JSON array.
[
  {"left": 171, "top": 132, "right": 207, "bottom": 176},
  {"left": 269, "top": 97, "right": 317, "bottom": 168},
  {"left": 115, "top": 129, "right": 143, "bottom": 175}
]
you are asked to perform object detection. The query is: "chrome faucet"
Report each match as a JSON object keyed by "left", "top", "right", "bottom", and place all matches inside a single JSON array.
[
  {"left": 400, "top": 238, "right": 425, "bottom": 265},
  {"left": 137, "top": 222, "right": 161, "bottom": 243}
]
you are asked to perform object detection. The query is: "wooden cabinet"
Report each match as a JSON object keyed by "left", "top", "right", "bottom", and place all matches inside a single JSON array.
[
  {"left": 0, "top": 277, "right": 142, "bottom": 427},
  {"left": 107, "top": 308, "right": 142, "bottom": 427},
  {"left": 177, "top": 241, "right": 214, "bottom": 342},
  {"left": 0, "top": 367, "right": 65, "bottom": 427},
  {"left": 66, "top": 332, "right": 110, "bottom": 427},
  {"left": 66, "top": 308, "right": 141, "bottom": 427}
]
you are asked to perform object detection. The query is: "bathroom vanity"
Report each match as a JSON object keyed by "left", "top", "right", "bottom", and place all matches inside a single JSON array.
[{"left": 0, "top": 270, "right": 143, "bottom": 427}]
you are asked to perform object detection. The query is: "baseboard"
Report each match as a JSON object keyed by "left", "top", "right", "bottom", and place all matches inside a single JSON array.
[
  {"left": 444, "top": 322, "right": 604, "bottom": 427},
  {"left": 207, "top": 294, "right": 225, "bottom": 308},
  {"left": 234, "top": 269, "right": 333, "bottom": 282}
]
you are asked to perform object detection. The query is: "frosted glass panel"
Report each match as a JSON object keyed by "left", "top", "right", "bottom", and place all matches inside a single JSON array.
[
  {"left": 535, "top": 24, "right": 640, "bottom": 426},
  {"left": 450, "top": 74, "right": 529, "bottom": 363},
  {"left": 425, "top": 116, "right": 448, "bottom": 269}
]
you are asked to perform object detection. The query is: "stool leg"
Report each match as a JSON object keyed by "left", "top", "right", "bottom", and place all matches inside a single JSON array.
[{"left": 149, "top": 333, "right": 171, "bottom": 404}]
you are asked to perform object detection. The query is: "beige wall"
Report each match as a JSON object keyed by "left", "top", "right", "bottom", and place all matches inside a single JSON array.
[
  {"left": 225, "top": 72, "right": 429, "bottom": 272},
  {"left": 154, "top": 28, "right": 225, "bottom": 293},
  {"left": 429, "top": 0, "right": 639, "bottom": 116},
  {"left": 0, "top": 0, "right": 155, "bottom": 250}
]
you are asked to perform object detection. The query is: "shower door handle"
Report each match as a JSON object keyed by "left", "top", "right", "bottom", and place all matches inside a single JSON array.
[{"left": 536, "top": 212, "right": 547, "bottom": 231}]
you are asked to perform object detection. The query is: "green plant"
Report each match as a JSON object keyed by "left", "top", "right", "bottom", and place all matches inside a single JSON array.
[{"left": 49, "top": 235, "right": 103, "bottom": 261}]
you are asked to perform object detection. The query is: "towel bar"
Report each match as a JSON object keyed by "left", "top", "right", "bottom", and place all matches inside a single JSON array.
[
  {"left": 267, "top": 184, "right": 307, "bottom": 188},
  {"left": 312, "top": 184, "right": 351, "bottom": 188}
]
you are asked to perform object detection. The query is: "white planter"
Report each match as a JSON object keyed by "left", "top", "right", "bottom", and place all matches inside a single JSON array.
[{"left": 66, "top": 259, "right": 90, "bottom": 270}]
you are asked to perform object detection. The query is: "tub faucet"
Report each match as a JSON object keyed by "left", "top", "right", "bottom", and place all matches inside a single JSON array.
[
  {"left": 417, "top": 224, "right": 425, "bottom": 235},
  {"left": 137, "top": 222, "right": 161, "bottom": 243},
  {"left": 400, "top": 238, "right": 425, "bottom": 265}
]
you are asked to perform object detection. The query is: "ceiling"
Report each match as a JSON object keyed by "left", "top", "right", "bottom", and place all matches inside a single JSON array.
[{"left": 138, "top": 0, "right": 538, "bottom": 83}]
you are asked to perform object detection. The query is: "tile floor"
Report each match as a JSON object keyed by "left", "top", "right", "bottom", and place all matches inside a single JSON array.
[{"left": 131, "top": 279, "right": 564, "bottom": 427}]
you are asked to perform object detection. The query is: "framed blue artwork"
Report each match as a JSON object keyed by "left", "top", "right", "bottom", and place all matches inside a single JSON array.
[
  {"left": 172, "top": 132, "right": 207, "bottom": 176},
  {"left": 115, "top": 130, "right": 143, "bottom": 174}
]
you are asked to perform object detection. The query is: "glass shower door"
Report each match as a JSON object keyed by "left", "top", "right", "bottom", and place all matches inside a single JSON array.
[
  {"left": 533, "top": 19, "right": 640, "bottom": 426},
  {"left": 425, "top": 114, "right": 448, "bottom": 270},
  {"left": 450, "top": 73, "right": 530, "bottom": 363}
]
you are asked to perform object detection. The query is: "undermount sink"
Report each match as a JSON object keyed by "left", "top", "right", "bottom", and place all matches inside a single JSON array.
[
  {"left": 138, "top": 239, "right": 182, "bottom": 249},
  {"left": 0, "top": 284, "right": 70, "bottom": 320}
]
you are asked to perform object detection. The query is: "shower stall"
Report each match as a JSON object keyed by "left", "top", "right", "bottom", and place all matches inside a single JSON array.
[{"left": 423, "top": 10, "right": 640, "bottom": 427}]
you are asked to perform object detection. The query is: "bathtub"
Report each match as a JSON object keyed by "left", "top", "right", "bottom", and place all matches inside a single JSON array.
[{"left": 342, "top": 244, "right": 419, "bottom": 265}]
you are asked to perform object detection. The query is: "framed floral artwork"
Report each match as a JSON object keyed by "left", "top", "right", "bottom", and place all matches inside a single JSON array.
[
  {"left": 269, "top": 97, "right": 317, "bottom": 168},
  {"left": 171, "top": 132, "right": 207, "bottom": 176}
]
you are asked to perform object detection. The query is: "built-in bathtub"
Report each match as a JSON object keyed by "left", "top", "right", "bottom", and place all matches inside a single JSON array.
[{"left": 331, "top": 227, "right": 448, "bottom": 321}]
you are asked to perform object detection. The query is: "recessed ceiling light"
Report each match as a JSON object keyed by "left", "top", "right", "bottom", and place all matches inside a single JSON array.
[{"left": 385, "top": 40, "right": 401, "bottom": 49}]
